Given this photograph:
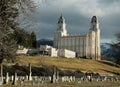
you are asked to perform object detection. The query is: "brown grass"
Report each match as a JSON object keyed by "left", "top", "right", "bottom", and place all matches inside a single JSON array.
[{"left": 15, "top": 55, "right": 120, "bottom": 75}]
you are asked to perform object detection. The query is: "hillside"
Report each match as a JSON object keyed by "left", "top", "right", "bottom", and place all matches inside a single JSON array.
[{"left": 14, "top": 56, "right": 120, "bottom": 75}]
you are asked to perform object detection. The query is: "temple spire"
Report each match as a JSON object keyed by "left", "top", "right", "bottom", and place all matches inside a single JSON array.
[
  {"left": 91, "top": 16, "right": 98, "bottom": 23},
  {"left": 58, "top": 14, "right": 65, "bottom": 24},
  {"left": 90, "top": 16, "right": 99, "bottom": 30}
]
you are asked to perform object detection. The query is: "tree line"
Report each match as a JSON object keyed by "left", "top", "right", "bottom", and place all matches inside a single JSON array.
[{"left": 13, "top": 29, "right": 36, "bottom": 48}]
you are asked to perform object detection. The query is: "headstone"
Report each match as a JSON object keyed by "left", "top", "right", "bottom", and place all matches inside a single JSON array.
[
  {"left": 56, "top": 70, "right": 59, "bottom": 83},
  {"left": 28, "top": 63, "right": 32, "bottom": 81},
  {"left": 26, "top": 75, "right": 28, "bottom": 81},
  {"left": 51, "top": 73, "right": 56, "bottom": 83},
  {"left": 51, "top": 65, "right": 59, "bottom": 83},
  {"left": 5, "top": 72, "right": 9, "bottom": 84},
  {"left": 0, "top": 64, "right": 3, "bottom": 85},
  {"left": 51, "top": 66, "right": 55, "bottom": 83},
  {"left": 37, "top": 78, "right": 40, "bottom": 87},
  {"left": 49, "top": 76, "right": 51, "bottom": 81},
  {"left": 70, "top": 76, "right": 72, "bottom": 82},
  {"left": 12, "top": 72, "right": 17, "bottom": 85},
  {"left": 11, "top": 75, "right": 14, "bottom": 82},
  {"left": 62, "top": 77, "right": 65, "bottom": 82},
  {"left": 0, "top": 77, "right": 3, "bottom": 85},
  {"left": 73, "top": 76, "right": 75, "bottom": 81}
]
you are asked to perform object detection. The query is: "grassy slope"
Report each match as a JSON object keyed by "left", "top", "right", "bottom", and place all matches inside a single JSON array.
[{"left": 15, "top": 56, "right": 120, "bottom": 75}]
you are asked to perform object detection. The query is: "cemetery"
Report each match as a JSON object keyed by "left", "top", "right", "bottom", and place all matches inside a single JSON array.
[
  {"left": 0, "top": 56, "right": 120, "bottom": 87},
  {"left": 0, "top": 71, "right": 120, "bottom": 87}
]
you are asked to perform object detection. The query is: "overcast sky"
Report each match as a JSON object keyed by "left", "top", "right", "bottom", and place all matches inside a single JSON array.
[{"left": 28, "top": 0, "right": 120, "bottom": 43}]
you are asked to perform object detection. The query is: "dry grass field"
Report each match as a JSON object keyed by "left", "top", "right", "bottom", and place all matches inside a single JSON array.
[{"left": 14, "top": 55, "right": 120, "bottom": 75}]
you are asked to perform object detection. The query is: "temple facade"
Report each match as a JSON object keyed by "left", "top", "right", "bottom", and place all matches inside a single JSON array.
[{"left": 53, "top": 15, "right": 101, "bottom": 60}]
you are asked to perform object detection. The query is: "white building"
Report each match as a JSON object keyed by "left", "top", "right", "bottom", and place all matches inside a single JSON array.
[
  {"left": 47, "top": 47, "right": 58, "bottom": 57},
  {"left": 40, "top": 45, "right": 75, "bottom": 58},
  {"left": 16, "top": 46, "right": 28, "bottom": 55},
  {"left": 54, "top": 15, "right": 101, "bottom": 60},
  {"left": 58, "top": 49, "right": 75, "bottom": 58}
]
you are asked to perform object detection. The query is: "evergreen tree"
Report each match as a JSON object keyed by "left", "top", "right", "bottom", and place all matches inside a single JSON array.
[
  {"left": 31, "top": 31, "right": 37, "bottom": 48},
  {"left": 13, "top": 29, "right": 32, "bottom": 48}
]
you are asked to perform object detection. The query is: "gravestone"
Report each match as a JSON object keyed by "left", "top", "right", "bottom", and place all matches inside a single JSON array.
[
  {"left": 51, "top": 65, "right": 56, "bottom": 83},
  {"left": 5, "top": 72, "right": 9, "bottom": 84},
  {"left": 11, "top": 75, "right": 14, "bottom": 82},
  {"left": 28, "top": 63, "right": 32, "bottom": 81},
  {"left": 56, "top": 70, "right": 59, "bottom": 83},
  {"left": 0, "top": 64, "right": 3, "bottom": 85},
  {"left": 51, "top": 65, "right": 59, "bottom": 83},
  {"left": 0, "top": 77, "right": 3, "bottom": 85},
  {"left": 12, "top": 72, "right": 17, "bottom": 85},
  {"left": 26, "top": 75, "right": 28, "bottom": 80},
  {"left": 36, "top": 78, "right": 40, "bottom": 87}
]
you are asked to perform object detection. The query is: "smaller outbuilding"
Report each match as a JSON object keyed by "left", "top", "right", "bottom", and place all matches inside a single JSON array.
[
  {"left": 40, "top": 45, "right": 76, "bottom": 58},
  {"left": 16, "top": 45, "right": 28, "bottom": 55}
]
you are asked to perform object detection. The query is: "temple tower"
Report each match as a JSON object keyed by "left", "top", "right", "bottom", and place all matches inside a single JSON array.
[
  {"left": 53, "top": 15, "right": 67, "bottom": 48},
  {"left": 88, "top": 16, "right": 101, "bottom": 60}
]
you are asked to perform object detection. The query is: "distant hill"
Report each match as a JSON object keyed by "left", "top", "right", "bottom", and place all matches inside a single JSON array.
[
  {"left": 101, "top": 43, "right": 118, "bottom": 63},
  {"left": 37, "top": 39, "right": 53, "bottom": 47}
]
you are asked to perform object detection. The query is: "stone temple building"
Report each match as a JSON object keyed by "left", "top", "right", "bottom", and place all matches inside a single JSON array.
[{"left": 53, "top": 15, "right": 101, "bottom": 60}]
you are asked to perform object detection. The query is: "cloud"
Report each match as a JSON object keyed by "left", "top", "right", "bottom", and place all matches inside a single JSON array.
[
  {"left": 97, "top": 0, "right": 120, "bottom": 5},
  {"left": 23, "top": 0, "right": 120, "bottom": 42}
]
